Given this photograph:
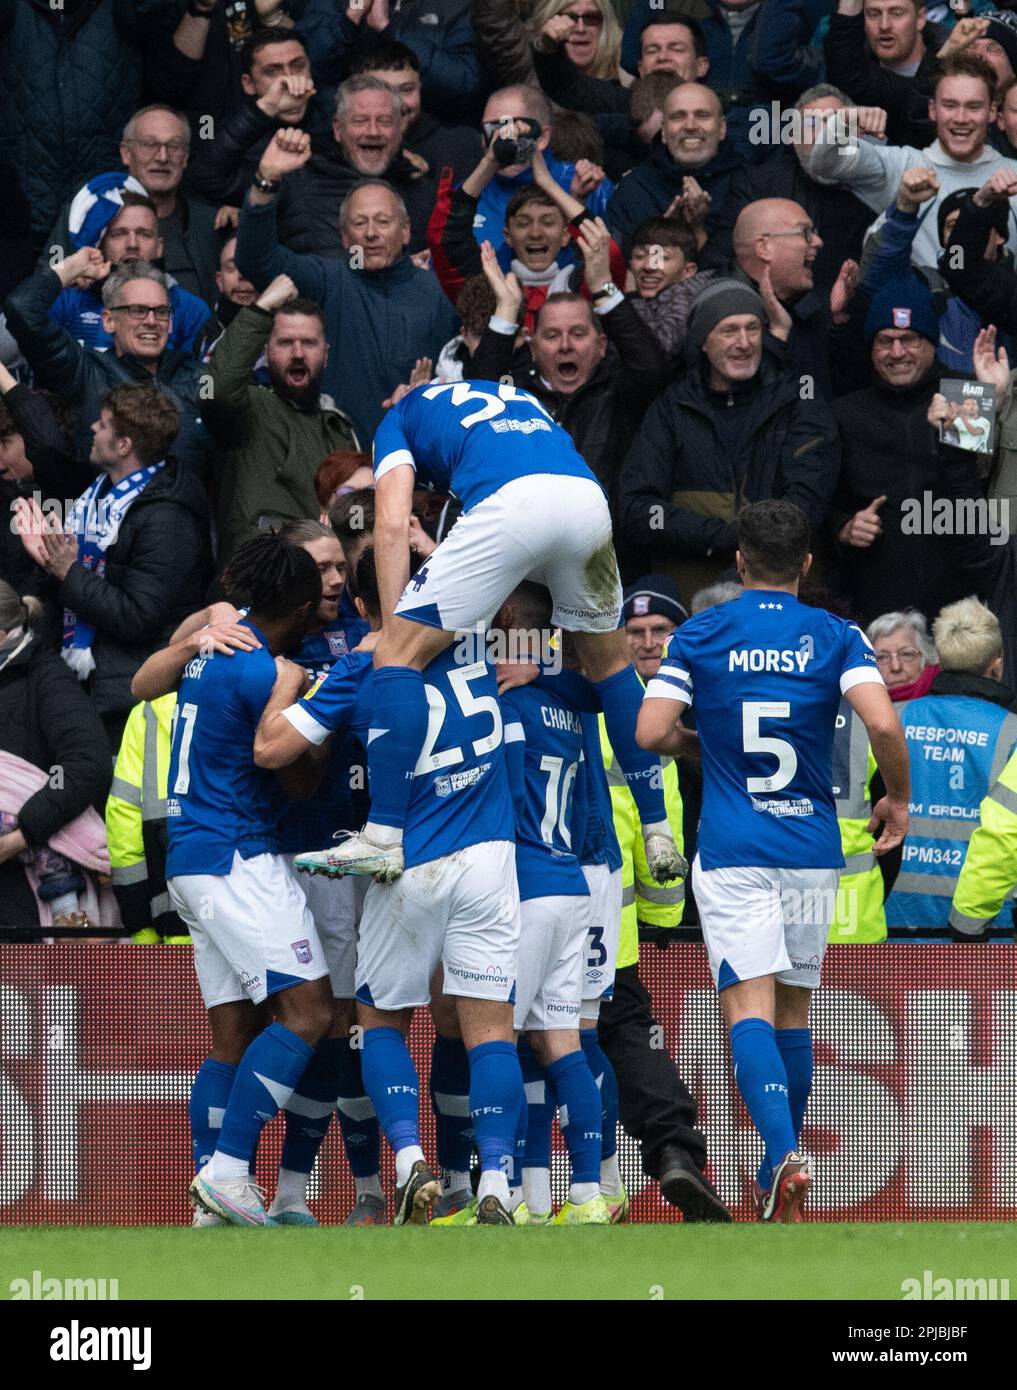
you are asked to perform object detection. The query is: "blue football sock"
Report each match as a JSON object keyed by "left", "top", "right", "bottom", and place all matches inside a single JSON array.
[
  {"left": 519, "top": 1034, "right": 555, "bottom": 1174},
  {"left": 334, "top": 1036, "right": 380, "bottom": 1179},
  {"left": 593, "top": 666, "right": 666, "bottom": 824},
  {"left": 548, "top": 1050, "right": 602, "bottom": 1187},
  {"left": 189, "top": 1058, "right": 236, "bottom": 1173},
  {"left": 365, "top": 667, "right": 428, "bottom": 832},
  {"left": 469, "top": 1040, "right": 524, "bottom": 1178},
  {"left": 216, "top": 1024, "right": 313, "bottom": 1163},
  {"left": 280, "top": 1037, "right": 343, "bottom": 1177},
  {"left": 730, "top": 1017, "right": 797, "bottom": 1187},
  {"left": 429, "top": 1035, "right": 473, "bottom": 1179},
  {"left": 361, "top": 1026, "right": 421, "bottom": 1153},
  {"left": 758, "top": 1028, "right": 814, "bottom": 1190},
  {"left": 580, "top": 1029, "right": 618, "bottom": 1160}
]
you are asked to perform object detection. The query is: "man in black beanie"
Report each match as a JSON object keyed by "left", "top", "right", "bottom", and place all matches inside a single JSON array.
[{"left": 619, "top": 278, "right": 840, "bottom": 608}]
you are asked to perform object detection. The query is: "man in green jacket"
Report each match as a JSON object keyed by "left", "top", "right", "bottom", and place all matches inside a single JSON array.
[{"left": 203, "top": 272, "right": 359, "bottom": 562}]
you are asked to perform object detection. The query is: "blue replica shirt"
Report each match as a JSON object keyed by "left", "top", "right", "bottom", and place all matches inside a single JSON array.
[
  {"left": 501, "top": 684, "right": 591, "bottom": 901},
  {"left": 277, "top": 614, "right": 371, "bottom": 854},
  {"left": 284, "top": 647, "right": 514, "bottom": 869},
  {"left": 372, "top": 380, "right": 595, "bottom": 512},
  {"left": 166, "top": 621, "right": 285, "bottom": 877},
  {"left": 646, "top": 591, "right": 883, "bottom": 871}
]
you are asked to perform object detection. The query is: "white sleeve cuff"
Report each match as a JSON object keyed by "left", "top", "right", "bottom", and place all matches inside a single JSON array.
[
  {"left": 592, "top": 290, "right": 624, "bottom": 315},
  {"left": 374, "top": 448, "right": 416, "bottom": 482},
  {"left": 489, "top": 315, "right": 518, "bottom": 336},
  {"left": 281, "top": 702, "right": 331, "bottom": 745},
  {"left": 644, "top": 677, "right": 691, "bottom": 706},
  {"left": 840, "top": 667, "right": 885, "bottom": 695}
]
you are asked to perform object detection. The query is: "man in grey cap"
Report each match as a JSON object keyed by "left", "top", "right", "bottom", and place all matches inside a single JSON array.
[{"left": 619, "top": 278, "right": 840, "bottom": 607}]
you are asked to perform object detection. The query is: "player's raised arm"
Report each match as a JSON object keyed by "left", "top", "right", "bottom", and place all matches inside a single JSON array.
[
  {"left": 636, "top": 636, "right": 694, "bottom": 758},
  {"left": 253, "top": 657, "right": 317, "bottom": 769},
  {"left": 131, "top": 620, "right": 262, "bottom": 702},
  {"left": 844, "top": 680, "right": 910, "bottom": 854}
]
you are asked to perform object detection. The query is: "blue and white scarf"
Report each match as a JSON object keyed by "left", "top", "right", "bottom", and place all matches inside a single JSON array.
[{"left": 62, "top": 464, "right": 163, "bottom": 680}]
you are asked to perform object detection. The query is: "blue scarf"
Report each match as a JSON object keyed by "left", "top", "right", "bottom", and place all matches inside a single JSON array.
[{"left": 62, "top": 464, "right": 163, "bottom": 679}]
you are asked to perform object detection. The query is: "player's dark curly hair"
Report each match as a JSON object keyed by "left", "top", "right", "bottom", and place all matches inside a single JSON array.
[
  {"left": 221, "top": 533, "right": 321, "bottom": 620},
  {"left": 354, "top": 546, "right": 424, "bottom": 617}
]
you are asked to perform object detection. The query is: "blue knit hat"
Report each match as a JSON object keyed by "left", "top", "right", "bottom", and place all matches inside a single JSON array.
[
  {"left": 863, "top": 277, "right": 939, "bottom": 346},
  {"left": 67, "top": 172, "right": 147, "bottom": 250}
]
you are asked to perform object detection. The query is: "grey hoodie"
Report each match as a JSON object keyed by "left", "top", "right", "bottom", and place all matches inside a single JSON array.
[{"left": 807, "top": 123, "right": 1017, "bottom": 269}]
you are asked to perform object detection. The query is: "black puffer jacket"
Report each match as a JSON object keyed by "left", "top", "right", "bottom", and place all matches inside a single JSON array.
[
  {"left": 619, "top": 345, "right": 841, "bottom": 605},
  {"left": 830, "top": 361, "right": 968, "bottom": 625},
  {"left": 0, "top": 0, "right": 179, "bottom": 246},
  {"left": 54, "top": 459, "right": 212, "bottom": 732},
  {"left": 0, "top": 635, "right": 111, "bottom": 930}
]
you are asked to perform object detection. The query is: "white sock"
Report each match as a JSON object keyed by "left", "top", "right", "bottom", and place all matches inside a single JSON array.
[
  {"left": 600, "top": 1154, "right": 622, "bottom": 1195},
  {"left": 355, "top": 1174, "right": 384, "bottom": 1201},
  {"left": 508, "top": 1185, "right": 523, "bottom": 1212},
  {"left": 442, "top": 1168, "right": 471, "bottom": 1195},
  {"left": 477, "top": 1169, "right": 510, "bottom": 1204},
  {"left": 570, "top": 1180, "right": 600, "bottom": 1205},
  {"left": 522, "top": 1167, "right": 552, "bottom": 1215},
  {"left": 48, "top": 891, "right": 79, "bottom": 917},
  {"left": 643, "top": 820, "right": 671, "bottom": 840},
  {"left": 270, "top": 1167, "right": 309, "bottom": 1214},
  {"left": 204, "top": 1151, "right": 248, "bottom": 1181},
  {"left": 394, "top": 1144, "right": 425, "bottom": 1186},
  {"left": 363, "top": 821, "right": 403, "bottom": 848}
]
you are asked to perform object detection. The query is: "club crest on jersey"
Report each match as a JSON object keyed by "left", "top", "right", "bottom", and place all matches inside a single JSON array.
[
  {"left": 326, "top": 631, "right": 349, "bottom": 657},
  {"left": 291, "top": 939, "right": 313, "bottom": 964}
]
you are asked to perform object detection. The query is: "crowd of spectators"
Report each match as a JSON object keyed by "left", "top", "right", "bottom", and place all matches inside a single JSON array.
[{"left": 2, "top": 0, "right": 1017, "bottom": 940}]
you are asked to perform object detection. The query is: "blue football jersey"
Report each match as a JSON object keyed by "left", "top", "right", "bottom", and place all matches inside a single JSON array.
[
  {"left": 165, "top": 621, "right": 285, "bottom": 877},
  {"left": 578, "top": 709, "right": 623, "bottom": 871},
  {"left": 373, "top": 380, "right": 595, "bottom": 512},
  {"left": 646, "top": 591, "right": 883, "bottom": 870},
  {"left": 501, "top": 684, "right": 591, "bottom": 900},
  {"left": 277, "top": 617, "right": 370, "bottom": 854},
  {"left": 285, "top": 647, "right": 515, "bottom": 869}
]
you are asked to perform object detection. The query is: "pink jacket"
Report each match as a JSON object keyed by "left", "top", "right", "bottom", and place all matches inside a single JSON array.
[{"left": 0, "top": 749, "right": 119, "bottom": 928}]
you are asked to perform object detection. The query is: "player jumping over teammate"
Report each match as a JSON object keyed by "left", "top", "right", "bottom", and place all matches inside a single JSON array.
[
  {"left": 314, "top": 378, "right": 686, "bottom": 887},
  {"left": 637, "top": 502, "right": 909, "bottom": 1222}
]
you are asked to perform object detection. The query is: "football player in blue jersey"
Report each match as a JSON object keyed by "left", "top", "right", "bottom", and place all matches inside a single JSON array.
[
  {"left": 254, "top": 549, "right": 526, "bottom": 1226},
  {"left": 637, "top": 501, "right": 910, "bottom": 1222},
  {"left": 133, "top": 523, "right": 384, "bottom": 1227},
  {"left": 315, "top": 377, "right": 686, "bottom": 890},
  {"left": 494, "top": 584, "right": 610, "bottom": 1226},
  {"left": 158, "top": 535, "right": 338, "bottom": 1227}
]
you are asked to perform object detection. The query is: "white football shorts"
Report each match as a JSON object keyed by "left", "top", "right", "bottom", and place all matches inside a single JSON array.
[
  {"left": 580, "top": 863, "right": 623, "bottom": 1015},
  {"left": 692, "top": 857, "right": 836, "bottom": 992},
  {"left": 355, "top": 840, "right": 520, "bottom": 1012},
  {"left": 288, "top": 855, "right": 359, "bottom": 1000},
  {"left": 168, "top": 852, "right": 328, "bottom": 1008},
  {"left": 513, "top": 893, "right": 590, "bottom": 1032},
  {"left": 393, "top": 474, "right": 622, "bottom": 633}
]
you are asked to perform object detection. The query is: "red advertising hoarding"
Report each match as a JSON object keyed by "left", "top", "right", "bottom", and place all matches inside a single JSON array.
[{"left": 1, "top": 945, "right": 1014, "bottom": 1224}]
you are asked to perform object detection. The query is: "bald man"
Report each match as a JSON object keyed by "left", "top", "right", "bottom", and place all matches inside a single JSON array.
[
  {"left": 606, "top": 81, "right": 742, "bottom": 264},
  {"left": 733, "top": 196, "right": 855, "bottom": 401}
]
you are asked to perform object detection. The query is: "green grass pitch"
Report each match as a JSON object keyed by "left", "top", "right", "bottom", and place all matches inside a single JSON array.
[{"left": 1, "top": 1225, "right": 1014, "bottom": 1300}]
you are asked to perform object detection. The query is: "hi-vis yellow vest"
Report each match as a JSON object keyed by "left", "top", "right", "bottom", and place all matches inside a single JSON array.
[
  {"left": 950, "top": 745, "right": 1017, "bottom": 936},
  {"left": 830, "top": 703, "right": 887, "bottom": 943},
  {"left": 105, "top": 694, "right": 191, "bottom": 944},
  {"left": 599, "top": 714, "right": 685, "bottom": 970}
]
